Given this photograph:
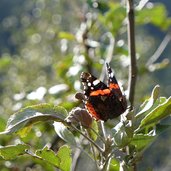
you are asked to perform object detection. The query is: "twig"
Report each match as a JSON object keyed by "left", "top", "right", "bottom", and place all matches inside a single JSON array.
[
  {"left": 100, "top": 121, "right": 107, "bottom": 140},
  {"left": 85, "top": 129, "right": 100, "bottom": 170},
  {"left": 136, "top": 0, "right": 149, "bottom": 11},
  {"left": 88, "top": 126, "right": 106, "bottom": 143},
  {"left": 127, "top": 0, "right": 137, "bottom": 110},
  {"left": 146, "top": 31, "right": 171, "bottom": 66},
  {"left": 71, "top": 124, "right": 104, "bottom": 153}
]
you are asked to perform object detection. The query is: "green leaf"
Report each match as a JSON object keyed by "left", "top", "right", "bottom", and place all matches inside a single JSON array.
[
  {"left": 87, "top": 120, "right": 99, "bottom": 141},
  {"left": 0, "top": 56, "right": 12, "bottom": 71},
  {"left": 35, "top": 145, "right": 71, "bottom": 171},
  {"left": 109, "top": 158, "right": 119, "bottom": 171},
  {"left": 136, "top": 85, "right": 160, "bottom": 118},
  {"left": 0, "top": 144, "right": 30, "bottom": 160},
  {"left": 138, "top": 97, "right": 171, "bottom": 130},
  {"left": 99, "top": 3, "right": 126, "bottom": 35},
  {"left": 0, "top": 103, "right": 68, "bottom": 137},
  {"left": 131, "top": 134, "right": 155, "bottom": 152},
  {"left": 57, "top": 145, "right": 72, "bottom": 171},
  {"left": 112, "top": 123, "right": 133, "bottom": 148},
  {"left": 0, "top": 117, "right": 6, "bottom": 132},
  {"left": 136, "top": 4, "right": 171, "bottom": 30},
  {"left": 58, "top": 32, "right": 75, "bottom": 40},
  {"left": 53, "top": 122, "right": 77, "bottom": 146},
  {"left": 36, "top": 146, "right": 60, "bottom": 167}
]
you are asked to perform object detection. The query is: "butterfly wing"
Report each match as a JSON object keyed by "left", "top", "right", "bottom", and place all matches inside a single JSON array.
[
  {"left": 80, "top": 64, "right": 127, "bottom": 121},
  {"left": 80, "top": 72, "right": 108, "bottom": 97},
  {"left": 106, "top": 62, "right": 127, "bottom": 113},
  {"left": 80, "top": 72, "right": 110, "bottom": 120}
]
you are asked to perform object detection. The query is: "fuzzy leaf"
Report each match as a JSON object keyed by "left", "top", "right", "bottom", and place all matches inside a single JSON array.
[
  {"left": 136, "top": 85, "right": 160, "bottom": 118},
  {"left": 0, "top": 104, "right": 68, "bottom": 137},
  {"left": 131, "top": 134, "right": 155, "bottom": 152},
  {"left": 53, "top": 122, "right": 77, "bottom": 146},
  {"left": 58, "top": 32, "right": 75, "bottom": 40},
  {"left": 136, "top": 4, "right": 171, "bottom": 30},
  {"left": 99, "top": 3, "right": 126, "bottom": 35},
  {"left": 112, "top": 122, "right": 133, "bottom": 148},
  {"left": 109, "top": 158, "right": 120, "bottom": 171},
  {"left": 36, "top": 146, "right": 60, "bottom": 167},
  {"left": 57, "top": 145, "right": 72, "bottom": 171},
  {"left": 35, "top": 145, "right": 71, "bottom": 171},
  {"left": 0, "top": 144, "right": 30, "bottom": 160},
  {"left": 138, "top": 97, "right": 171, "bottom": 130},
  {"left": 87, "top": 120, "right": 99, "bottom": 141}
]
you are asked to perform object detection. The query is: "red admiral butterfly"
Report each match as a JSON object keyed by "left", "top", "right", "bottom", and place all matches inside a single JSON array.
[{"left": 80, "top": 63, "right": 127, "bottom": 121}]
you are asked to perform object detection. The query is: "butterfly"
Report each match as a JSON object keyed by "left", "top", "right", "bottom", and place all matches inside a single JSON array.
[{"left": 80, "top": 63, "right": 127, "bottom": 121}]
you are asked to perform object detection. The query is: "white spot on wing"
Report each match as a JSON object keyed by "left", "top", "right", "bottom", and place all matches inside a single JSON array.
[
  {"left": 93, "top": 79, "right": 100, "bottom": 86},
  {"left": 110, "top": 72, "right": 114, "bottom": 78},
  {"left": 88, "top": 82, "right": 91, "bottom": 86}
]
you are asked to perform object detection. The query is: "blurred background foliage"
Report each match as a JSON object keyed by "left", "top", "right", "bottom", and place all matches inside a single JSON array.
[{"left": 0, "top": 0, "right": 171, "bottom": 170}]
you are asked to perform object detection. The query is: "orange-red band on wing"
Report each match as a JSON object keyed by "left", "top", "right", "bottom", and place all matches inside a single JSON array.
[
  {"left": 109, "top": 83, "right": 119, "bottom": 89},
  {"left": 90, "top": 89, "right": 110, "bottom": 96},
  {"left": 86, "top": 102, "right": 100, "bottom": 120}
]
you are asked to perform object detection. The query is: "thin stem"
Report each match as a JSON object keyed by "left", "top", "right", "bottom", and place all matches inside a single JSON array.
[
  {"left": 89, "top": 126, "right": 106, "bottom": 143},
  {"left": 102, "top": 153, "right": 113, "bottom": 171},
  {"left": 146, "top": 31, "right": 171, "bottom": 66},
  {"left": 100, "top": 121, "right": 107, "bottom": 140},
  {"left": 127, "top": 0, "right": 137, "bottom": 110},
  {"left": 85, "top": 129, "right": 100, "bottom": 170},
  {"left": 71, "top": 124, "right": 104, "bottom": 153}
]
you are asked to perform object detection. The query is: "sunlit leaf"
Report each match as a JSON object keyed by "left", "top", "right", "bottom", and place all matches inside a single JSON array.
[
  {"left": 0, "top": 104, "right": 68, "bottom": 136},
  {"left": 0, "top": 117, "right": 6, "bottom": 132},
  {"left": 136, "top": 85, "right": 160, "bottom": 118},
  {"left": 112, "top": 122, "right": 133, "bottom": 148},
  {"left": 87, "top": 120, "right": 99, "bottom": 141},
  {"left": 18, "top": 124, "right": 33, "bottom": 138},
  {"left": 0, "top": 144, "right": 30, "bottom": 160},
  {"left": 138, "top": 97, "right": 171, "bottom": 130},
  {"left": 99, "top": 3, "right": 126, "bottom": 35},
  {"left": 57, "top": 145, "right": 72, "bottom": 171},
  {"left": 136, "top": 4, "right": 171, "bottom": 30},
  {"left": 33, "top": 145, "right": 71, "bottom": 170},
  {"left": 0, "top": 56, "right": 12, "bottom": 71},
  {"left": 53, "top": 122, "right": 77, "bottom": 146},
  {"left": 131, "top": 134, "right": 155, "bottom": 152},
  {"left": 109, "top": 158, "right": 119, "bottom": 171},
  {"left": 36, "top": 146, "right": 60, "bottom": 167},
  {"left": 58, "top": 32, "right": 75, "bottom": 40}
]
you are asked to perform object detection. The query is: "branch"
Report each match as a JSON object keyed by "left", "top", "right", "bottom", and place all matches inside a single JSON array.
[
  {"left": 146, "top": 31, "right": 171, "bottom": 67},
  {"left": 127, "top": 0, "right": 137, "bottom": 110}
]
